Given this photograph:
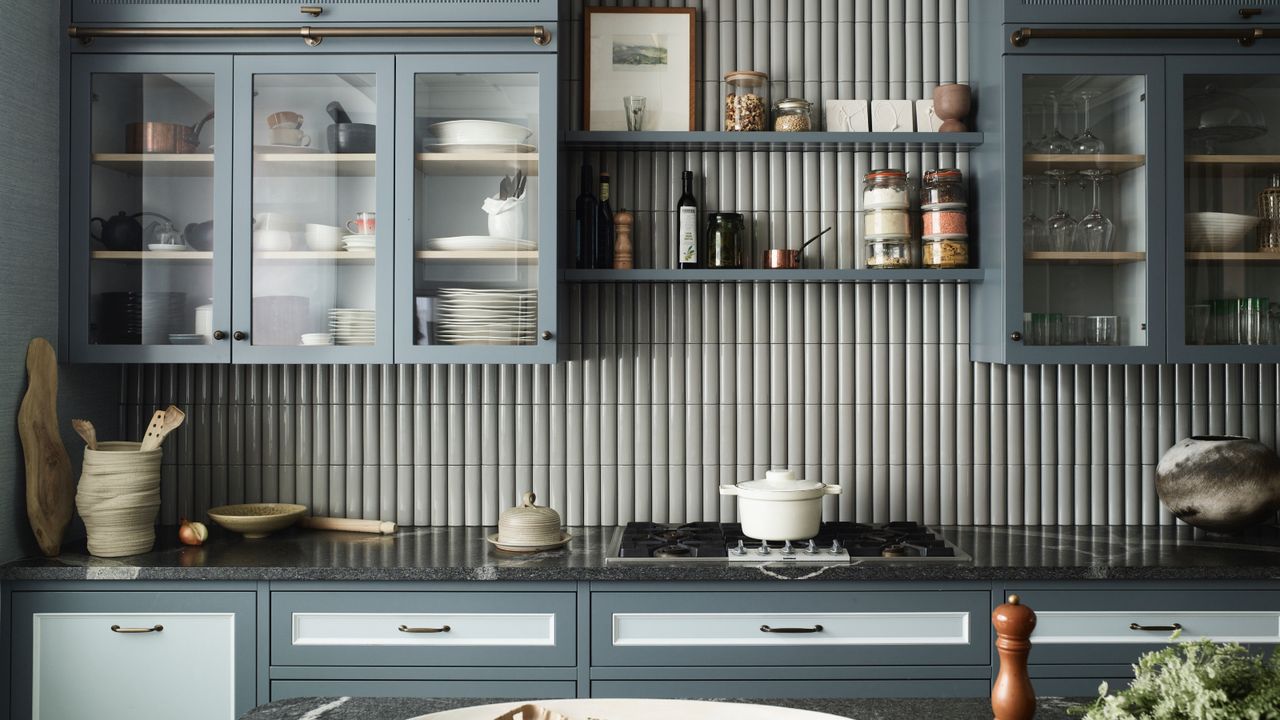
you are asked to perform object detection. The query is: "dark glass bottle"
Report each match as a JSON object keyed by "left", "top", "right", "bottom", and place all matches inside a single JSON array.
[
  {"left": 594, "top": 168, "right": 615, "bottom": 268},
  {"left": 574, "top": 163, "right": 598, "bottom": 269},
  {"left": 676, "top": 170, "right": 700, "bottom": 268}
]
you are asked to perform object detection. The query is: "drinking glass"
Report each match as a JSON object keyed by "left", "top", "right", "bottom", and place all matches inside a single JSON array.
[
  {"left": 1044, "top": 170, "right": 1077, "bottom": 251},
  {"left": 1086, "top": 315, "right": 1119, "bottom": 345},
  {"left": 1071, "top": 90, "right": 1106, "bottom": 154},
  {"left": 1072, "top": 169, "right": 1115, "bottom": 252},
  {"left": 1037, "top": 91, "right": 1074, "bottom": 154},
  {"left": 1186, "top": 304, "right": 1211, "bottom": 345},
  {"left": 1211, "top": 299, "right": 1239, "bottom": 345},
  {"left": 1022, "top": 175, "right": 1049, "bottom": 251},
  {"left": 1242, "top": 297, "right": 1268, "bottom": 346},
  {"left": 1065, "top": 315, "right": 1088, "bottom": 345},
  {"left": 623, "top": 96, "right": 647, "bottom": 131}
]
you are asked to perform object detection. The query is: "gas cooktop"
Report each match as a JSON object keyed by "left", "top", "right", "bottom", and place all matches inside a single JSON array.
[{"left": 605, "top": 521, "right": 971, "bottom": 564}]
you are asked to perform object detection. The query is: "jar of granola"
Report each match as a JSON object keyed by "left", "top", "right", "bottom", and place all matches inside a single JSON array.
[
  {"left": 724, "top": 70, "right": 769, "bottom": 131},
  {"left": 773, "top": 98, "right": 812, "bottom": 132}
]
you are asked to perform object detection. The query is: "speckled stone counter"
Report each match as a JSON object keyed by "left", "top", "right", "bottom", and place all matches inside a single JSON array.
[
  {"left": 238, "top": 696, "right": 1084, "bottom": 720},
  {"left": 6, "top": 524, "right": 1280, "bottom": 582}
]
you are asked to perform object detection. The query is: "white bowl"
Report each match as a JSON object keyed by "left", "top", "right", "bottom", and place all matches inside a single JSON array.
[
  {"left": 428, "top": 120, "right": 532, "bottom": 145},
  {"left": 300, "top": 333, "right": 333, "bottom": 345},
  {"left": 253, "top": 229, "right": 293, "bottom": 252},
  {"left": 1185, "top": 212, "right": 1260, "bottom": 251},
  {"left": 304, "top": 223, "right": 344, "bottom": 251},
  {"left": 253, "top": 212, "right": 299, "bottom": 232}
]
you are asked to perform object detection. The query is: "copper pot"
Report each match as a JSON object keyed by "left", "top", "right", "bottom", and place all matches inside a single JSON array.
[
  {"left": 126, "top": 111, "right": 214, "bottom": 154},
  {"left": 763, "top": 249, "right": 802, "bottom": 269}
]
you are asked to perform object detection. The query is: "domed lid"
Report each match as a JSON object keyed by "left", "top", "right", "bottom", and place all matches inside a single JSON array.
[
  {"left": 736, "top": 469, "right": 830, "bottom": 497},
  {"left": 497, "top": 491, "right": 562, "bottom": 544}
]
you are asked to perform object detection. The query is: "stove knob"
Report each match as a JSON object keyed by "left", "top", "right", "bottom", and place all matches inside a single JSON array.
[
  {"left": 829, "top": 539, "right": 842, "bottom": 555},
  {"left": 805, "top": 539, "right": 819, "bottom": 555},
  {"left": 758, "top": 540, "right": 771, "bottom": 556},
  {"left": 782, "top": 540, "right": 794, "bottom": 555},
  {"left": 731, "top": 539, "right": 746, "bottom": 556}
]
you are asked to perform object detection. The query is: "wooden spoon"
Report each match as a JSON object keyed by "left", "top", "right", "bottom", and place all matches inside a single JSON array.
[
  {"left": 139, "top": 405, "right": 186, "bottom": 452},
  {"left": 71, "top": 419, "right": 97, "bottom": 450}
]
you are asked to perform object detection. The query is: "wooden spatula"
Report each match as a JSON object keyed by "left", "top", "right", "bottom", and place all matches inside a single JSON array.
[
  {"left": 139, "top": 405, "right": 186, "bottom": 452},
  {"left": 71, "top": 419, "right": 97, "bottom": 450}
]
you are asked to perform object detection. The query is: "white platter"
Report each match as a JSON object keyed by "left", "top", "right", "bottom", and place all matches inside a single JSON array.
[
  {"left": 428, "top": 120, "right": 533, "bottom": 145},
  {"left": 426, "top": 142, "right": 537, "bottom": 154},
  {"left": 253, "top": 144, "right": 321, "bottom": 154},
  {"left": 413, "top": 699, "right": 851, "bottom": 720},
  {"left": 425, "top": 236, "right": 538, "bottom": 252}
]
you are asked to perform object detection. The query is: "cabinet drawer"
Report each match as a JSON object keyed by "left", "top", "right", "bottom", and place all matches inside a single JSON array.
[
  {"left": 271, "top": 591, "right": 576, "bottom": 667},
  {"left": 591, "top": 591, "right": 989, "bottom": 667}
]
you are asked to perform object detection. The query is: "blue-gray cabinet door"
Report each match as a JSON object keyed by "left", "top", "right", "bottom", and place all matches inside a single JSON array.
[
  {"left": 1165, "top": 55, "right": 1280, "bottom": 364},
  {"left": 71, "top": 0, "right": 557, "bottom": 23},
  {"left": 975, "top": 54, "right": 1166, "bottom": 365},
  {"left": 393, "top": 53, "right": 559, "bottom": 364},
  {"left": 231, "top": 55, "right": 396, "bottom": 364},
  {"left": 1002, "top": 0, "right": 1280, "bottom": 24},
  {"left": 68, "top": 54, "right": 234, "bottom": 364}
]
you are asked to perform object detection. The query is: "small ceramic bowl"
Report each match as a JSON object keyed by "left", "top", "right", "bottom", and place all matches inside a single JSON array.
[{"left": 207, "top": 503, "right": 307, "bottom": 539}]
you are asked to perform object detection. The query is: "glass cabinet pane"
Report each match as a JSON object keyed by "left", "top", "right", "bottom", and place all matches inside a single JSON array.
[
  {"left": 1020, "top": 73, "right": 1149, "bottom": 348},
  {"left": 1181, "top": 74, "right": 1280, "bottom": 348},
  {"left": 248, "top": 73, "right": 380, "bottom": 349},
  {"left": 411, "top": 72, "right": 541, "bottom": 348},
  {"left": 87, "top": 72, "right": 216, "bottom": 348}
]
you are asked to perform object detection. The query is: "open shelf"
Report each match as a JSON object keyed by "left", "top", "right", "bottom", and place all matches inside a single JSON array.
[
  {"left": 416, "top": 250, "right": 539, "bottom": 262},
  {"left": 92, "top": 250, "right": 213, "bottom": 261},
  {"left": 414, "top": 152, "right": 538, "bottom": 177},
  {"left": 563, "top": 268, "right": 984, "bottom": 282},
  {"left": 254, "top": 152, "right": 376, "bottom": 177},
  {"left": 1186, "top": 251, "right": 1280, "bottom": 263},
  {"left": 1025, "top": 251, "right": 1147, "bottom": 264},
  {"left": 91, "top": 154, "right": 214, "bottom": 177},
  {"left": 563, "top": 131, "right": 983, "bottom": 152},
  {"left": 254, "top": 251, "right": 375, "bottom": 261},
  {"left": 1024, "top": 154, "right": 1146, "bottom": 174},
  {"left": 1186, "top": 154, "right": 1280, "bottom": 166}
]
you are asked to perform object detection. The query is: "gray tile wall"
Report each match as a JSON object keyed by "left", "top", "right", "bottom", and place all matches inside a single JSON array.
[{"left": 120, "top": 0, "right": 1280, "bottom": 528}]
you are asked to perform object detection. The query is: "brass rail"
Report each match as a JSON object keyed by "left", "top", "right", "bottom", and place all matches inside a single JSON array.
[
  {"left": 1011, "top": 26, "right": 1263, "bottom": 47},
  {"left": 68, "top": 24, "right": 551, "bottom": 47}
]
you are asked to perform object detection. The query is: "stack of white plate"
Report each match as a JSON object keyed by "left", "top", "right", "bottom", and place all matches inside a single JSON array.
[
  {"left": 425, "top": 236, "right": 537, "bottom": 252},
  {"left": 328, "top": 309, "right": 375, "bottom": 345},
  {"left": 436, "top": 289, "right": 536, "bottom": 346},
  {"left": 1185, "top": 212, "right": 1260, "bottom": 251},
  {"left": 343, "top": 234, "right": 376, "bottom": 253}
]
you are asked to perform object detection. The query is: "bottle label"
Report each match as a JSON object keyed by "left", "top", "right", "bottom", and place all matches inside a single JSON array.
[
  {"left": 599, "top": 181, "right": 610, "bottom": 202},
  {"left": 678, "top": 207, "right": 697, "bottom": 263}
]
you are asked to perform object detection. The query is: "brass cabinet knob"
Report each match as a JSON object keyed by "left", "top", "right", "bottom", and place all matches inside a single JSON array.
[
  {"left": 212, "top": 330, "right": 227, "bottom": 341},
  {"left": 541, "top": 330, "right": 553, "bottom": 341},
  {"left": 1240, "top": 8, "right": 1264, "bottom": 18},
  {"left": 1010, "top": 331, "right": 1023, "bottom": 342},
  {"left": 300, "top": 5, "right": 323, "bottom": 16},
  {"left": 232, "top": 331, "right": 248, "bottom": 341}
]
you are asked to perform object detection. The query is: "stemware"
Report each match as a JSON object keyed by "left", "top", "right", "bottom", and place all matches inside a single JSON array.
[
  {"left": 1072, "top": 90, "right": 1106, "bottom": 154},
  {"left": 1044, "top": 169, "right": 1077, "bottom": 251},
  {"left": 1037, "top": 91, "right": 1074, "bottom": 154},
  {"left": 1072, "top": 169, "right": 1115, "bottom": 252},
  {"left": 1022, "top": 175, "right": 1049, "bottom": 251},
  {"left": 1024, "top": 102, "right": 1049, "bottom": 153}
]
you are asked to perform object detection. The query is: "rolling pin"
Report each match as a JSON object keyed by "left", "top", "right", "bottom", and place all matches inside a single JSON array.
[{"left": 299, "top": 516, "right": 396, "bottom": 535}]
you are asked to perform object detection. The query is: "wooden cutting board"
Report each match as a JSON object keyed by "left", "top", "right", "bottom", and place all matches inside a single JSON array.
[{"left": 17, "top": 338, "right": 73, "bottom": 556}]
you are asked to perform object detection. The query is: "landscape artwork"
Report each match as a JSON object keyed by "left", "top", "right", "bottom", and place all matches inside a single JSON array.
[{"left": 612, "top": 35, "right": 668, "bottom": 69}]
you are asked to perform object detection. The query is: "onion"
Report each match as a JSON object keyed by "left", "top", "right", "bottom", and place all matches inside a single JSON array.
[{"left": 178, "top": 518, "right": 208, "bottom": 546}]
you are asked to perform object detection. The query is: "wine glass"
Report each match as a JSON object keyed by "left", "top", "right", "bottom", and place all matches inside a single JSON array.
[
  {"left": 1072, "top": 169, "right": 1115, "bottom": 252},
  {"left": 1024, "top": 102, "right": 1049, "bottom": 153},
  {"left": 1037, "top": 91, "right": 1074, "bottom": 155},
  {"left": 1044, "top": 169, "right": 1077, "bottom": 251},
  {"left": 1022, "top": 175, "right": 1049, "bottom": 251},
  {"left": 1072, "top": 90, "right": 1106, "bottom": 154}
]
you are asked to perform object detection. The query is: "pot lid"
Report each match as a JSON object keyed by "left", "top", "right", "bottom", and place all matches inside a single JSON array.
[
  {"left": 738, "top": 469, "right": 827, "bottom": 493},
  {"left": 497, "top": 491, "right": 562, "bottom": 543}
]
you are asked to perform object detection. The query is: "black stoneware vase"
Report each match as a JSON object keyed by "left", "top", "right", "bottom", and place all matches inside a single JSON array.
[{"left": 1156, "top": 435, "right": 1280, "bottom": 531}]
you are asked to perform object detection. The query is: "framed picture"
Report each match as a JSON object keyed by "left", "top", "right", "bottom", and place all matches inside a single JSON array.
[{"left": 584, "top": 7, "right": 696, "bottom": 131}]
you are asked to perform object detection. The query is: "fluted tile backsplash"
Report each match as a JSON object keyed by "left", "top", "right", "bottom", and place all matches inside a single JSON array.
[{"left": 121, "top": 0, "right": 1280, "bottom": 528}]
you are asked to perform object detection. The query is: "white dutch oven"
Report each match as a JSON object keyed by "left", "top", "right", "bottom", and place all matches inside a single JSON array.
[{"left": 719, "top": 469, "right": 842, "bottom": 540}]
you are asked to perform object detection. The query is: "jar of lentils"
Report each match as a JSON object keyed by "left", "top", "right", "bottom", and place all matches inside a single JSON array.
[
  {"left": 724, "top": 70, "right": 770, "bottom": 131},
  {"left": 773, "top": 98, "right": 812, "bottom": 132}
]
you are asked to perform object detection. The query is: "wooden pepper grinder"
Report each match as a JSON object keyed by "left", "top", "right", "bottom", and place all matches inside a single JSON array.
[
  {"left": 613, "top": 208, "right": 634, "bottom": 269},
  {"left": 992, "top": 594, "right": 1037, "bottom": 720}
]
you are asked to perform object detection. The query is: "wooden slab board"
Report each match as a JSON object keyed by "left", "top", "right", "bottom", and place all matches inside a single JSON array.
[{"left": 17, "top": 338, "right": 72, "bottom": 556}]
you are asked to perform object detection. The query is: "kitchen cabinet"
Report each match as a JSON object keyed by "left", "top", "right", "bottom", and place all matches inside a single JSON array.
[
  {"left": 70, "top": 0, "right": 557, "bottom": 24},
  {"left": 1001, "top": 0, "right": 1280, "bottom": 25},
  {"left": 8, "top": 589, "right": 257, "bottom": 720}
]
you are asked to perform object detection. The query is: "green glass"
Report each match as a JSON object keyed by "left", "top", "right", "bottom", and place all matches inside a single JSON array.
[{"left": 705, "top": 213, "right": 745, "bottom": 269}]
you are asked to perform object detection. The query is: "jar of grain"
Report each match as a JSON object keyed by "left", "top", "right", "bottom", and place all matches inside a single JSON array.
[
  {"left": 862, "top": 169, "right": 910, "bottom": 210},
  {"left": 921, "top": 204, "right": 968, "bottom": 236},
  {"left": 921, "top": 235, "right": 969, "bottom": 268},
  {"left": 922, "top": 168, "right": 966, "bottom": 206},
  {"left": 863, "top": 209, "right": 911, "bottom": 236},
  {"left": 724, "top": 71, "right": 770, "bottom": 131},
  {"left": 866, "top": 235, "right": 915, "bottom": 269},
  {"left": 773, "top": 98, "right": 812, "bottom": 132}
]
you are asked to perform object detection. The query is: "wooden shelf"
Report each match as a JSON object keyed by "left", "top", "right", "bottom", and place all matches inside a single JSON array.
[
  {"left": 1186, "top": 251, "right": 1280, "bottom": 263},
  {"left": 563, "top": 268, "right": 983, "bottom": 282},
  {"left": 92, "top": 250, "right": 213, "bottom": 261},
  {"left": 414, "top": 152, "right": 539, "bottom": 177},
  {"left": 416, "top": 250, "right": 539, "bottom": 261},
  {"left": 1025, "top": 251, "right": 1147, "bottom": 264},
  {"left": 254, "top": 153, "right": 376, "bottom": 177},
  {"left": 563, "top": 130, "right": 983, "bottom": 152},
  {"left": 254, "top": 251, "right": 375, "bottom": 261},
  {"left": 1024, "top": 154, "right": 1146, "bottom": 174},
  {"left": 1186, "top": 154, "right": 1280, "bottom": 166},
  {"left": 91, "top": 154, "right": 213, "bottom": 177}
]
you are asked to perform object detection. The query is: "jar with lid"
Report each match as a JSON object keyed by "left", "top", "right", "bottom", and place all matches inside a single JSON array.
[
  {"left": 863, "top": 209, "right": 911, "bottom": 236},
  {"left": 724, "top": 71, "right": 770, "bottom": 131},
  {"left": 706, "top": 212, "right": 745, "bottom": 269},
  {"left": 921, "top": 168, "right": 966, "bottom": 206},
  {"left": 921, "top": 204, "right": 968, "bottom": 236},
  {"left": 773, "top": 98, "right": 812, "bottom": 132},
  {"left": 862, "top": 169, "right": 910, "bottom": 210},
  {"left": 1258, "top": 173, "right": 1280, "bottom": 252},
  {"left": 865, "top": 235, "right": 914, "bottom": 269},
  {"left": 921, "top": 236, "right": 969, "bottom": 268}
]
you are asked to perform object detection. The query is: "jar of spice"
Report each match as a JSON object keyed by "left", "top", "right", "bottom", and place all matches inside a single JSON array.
[
  {"left": 773, "top": 98, "right": 812, "bottom": 132},
  {"left": 862, "top": 169, "right": 910, "bottom": 210},
  {"left": 706, "top": 212, "right": 745, "bottom": 269},
  {"left": 724, "top": 71, "right": 769, "bottom": 131},
  {"left": 921, "top": 235, "right": 969, "bottom": 268},
  {"left": 866, "top": 235, "right": 914, "bottom": 269},
  {"left": 863, "top": 209, "right": 911, "bottom": 236},
  {"left": 922, "top": 168, "right": 966, "bottom": 206},
  {"left": 921, "top": 204, "right": 968, "bottom": 236}
]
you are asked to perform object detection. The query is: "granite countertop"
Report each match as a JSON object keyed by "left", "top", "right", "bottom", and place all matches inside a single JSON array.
[
  {"left": 6, "top": 524, "right": 1280, "bottom": 582},
  {"left": 239, "top": 696, "right": 1084, "bottom": 720}
]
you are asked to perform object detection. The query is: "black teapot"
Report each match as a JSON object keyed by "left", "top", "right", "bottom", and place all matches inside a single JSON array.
[
  {"left": 90, "top": 211, "right": 174, "bottom": 251},
  {"left": 183, "top": 220, "right": 214, "bottom": 251}
]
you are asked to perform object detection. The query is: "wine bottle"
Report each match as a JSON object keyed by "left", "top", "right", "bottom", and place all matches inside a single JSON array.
[
  {"left": 677, "top": 170, "right": 699, "bottom": 268},
  {"left": 594, "top": 168, "right": 615, "bottom": 268},
  {"left": 574, "top": 163, "right": 598, "bottom": 269}
]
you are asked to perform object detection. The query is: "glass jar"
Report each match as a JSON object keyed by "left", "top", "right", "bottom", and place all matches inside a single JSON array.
[
  {"left": 866, "top": 235, "right": 914, "bottom": 269},
  {"left": 921, "top": 204, "right": 968, "bottom": 236},
  {"left": 724, "top": 71, "right": 769, "bottom": 131},
  {"left": 922, "top": 168, "right": 966, "bottom": 206},
  {"left": 921, "top": 235, "right": 970, "bottom": 268},
  {"left": 706, "top": 212, "right": 745, "bottom": 269},
  {"left": 773, "top": 98, "right": 812, "bottom": 132},
  {"left": 863, "top": 209, "right": 911, "bottom": 236},
  {"left": 1258, "top": 173, "right": 1280, "bottom": 252},
  {"left": 862, "top": 169, "right": 910, "bottom": 210}
]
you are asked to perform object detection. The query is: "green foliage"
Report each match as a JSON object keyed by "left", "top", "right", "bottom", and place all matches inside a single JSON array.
[{"left": 1075, "top": 636, "right": 1280, "bottom": 720}]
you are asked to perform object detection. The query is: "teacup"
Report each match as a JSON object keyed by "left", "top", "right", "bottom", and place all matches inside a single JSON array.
[
  {"left": 267, "top": 111, "right": 303, "bottom": 129},
  {"left": 305, "top": 223, "right": 344, "bottom": 251},
  {"left": 269, "top": 127, "right": 311, "bottom": 147},
  {"left": 346, "top": 211, "right": 376, "bottom": 235}
]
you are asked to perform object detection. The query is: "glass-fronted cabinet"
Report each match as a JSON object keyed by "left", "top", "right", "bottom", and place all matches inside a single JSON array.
[
  {"left": 232, "top": 57, "right": 395, "bottom": 363},
  {"left": 987, "top": 55, "right": 1165, "bottom": 364},
  {"left": 394, "top": 55, "right": 558, "bottom": 363},
  {"left": 1169, "top": 58, "right": 1280, "bottom": 363},
  {"left": 69, "top": 55, "right": 233, "bottom": 363}
]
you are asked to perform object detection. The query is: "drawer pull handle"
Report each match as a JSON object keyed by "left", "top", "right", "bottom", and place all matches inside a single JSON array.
[
  {"left": 1129, "top": 622, "right": 1183, "bottom": 632},
  {"left": 111, "top": 624, "right": 163, "bottom": 634},
  {"left": 760, "top": 624, "right": 823, "bottom": 634},
  {"left": 398, "top": 624, "right": 451, "bottom": 634}
]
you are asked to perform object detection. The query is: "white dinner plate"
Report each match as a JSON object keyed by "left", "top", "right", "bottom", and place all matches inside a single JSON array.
[
  {"left": 253, "top": 144, "right": 321, "bottom": 154},
  {"left": 414, "top": 699, "right": 851, "bottom": 720},
  {"left": 425, "top": 142, "right": 538, "bottom": 154},
  {"left": 425, "top": 236, "right": 538, "bottom": 252}
]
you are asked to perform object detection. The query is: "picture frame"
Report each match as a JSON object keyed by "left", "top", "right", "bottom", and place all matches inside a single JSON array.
[{"left": 584, "top": 7, "right": 696, "bottom": 131}]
